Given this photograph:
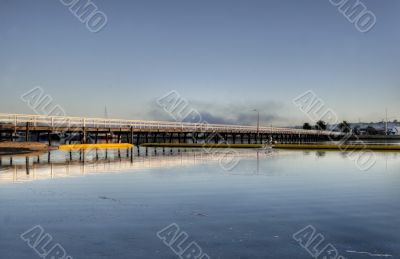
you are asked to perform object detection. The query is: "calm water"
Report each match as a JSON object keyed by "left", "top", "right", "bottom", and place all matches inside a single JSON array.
[{"left": 0, "top": 148, "right": 399, "bottom": 259}]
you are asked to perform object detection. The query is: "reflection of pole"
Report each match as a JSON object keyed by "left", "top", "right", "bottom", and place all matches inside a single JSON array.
[
  {"left": 25, "top": 157, "right": 30, "bottom": 175},
  {"left": 386, "top": 153, "right": 388, "bottom": 171},
  {"left": 256, "top": 151, "right": 259, "bottom": 174},
  {"left": 130, "top": 148, "right": 134, "bottom": 163}
]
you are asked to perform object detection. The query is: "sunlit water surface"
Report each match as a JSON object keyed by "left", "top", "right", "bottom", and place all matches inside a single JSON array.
[{"left": 0, "top": 148, "right": 399, "bottom": 259}]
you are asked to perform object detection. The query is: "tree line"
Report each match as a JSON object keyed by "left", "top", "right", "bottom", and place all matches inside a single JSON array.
[{"left": 302, "top": 120, "right": 351, "bottom": 133}]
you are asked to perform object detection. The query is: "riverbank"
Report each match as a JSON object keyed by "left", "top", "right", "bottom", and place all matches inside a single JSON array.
[
  {"left": 141, "top": 143, "right": 265, "bottom": 148},
  {"left": 0, "top": 142, "right": 52, "bottom": 156},
  {"left": 140, "top": 143, "right": 400, "bottom": 151},
  {"left": 273, "top": 143, "right": 400, "bottom": 151},
  {"left": 349, "top": 135, "right": 400, "bottom": 141}
]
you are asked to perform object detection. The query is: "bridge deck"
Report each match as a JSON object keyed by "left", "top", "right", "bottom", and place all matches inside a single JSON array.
[{"left": 0, "top": 113, "right": 340, "bottom": 136}]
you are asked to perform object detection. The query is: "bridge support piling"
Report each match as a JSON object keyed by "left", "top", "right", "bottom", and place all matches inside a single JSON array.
[
  {"left": 95, "top": 130, "right": 99, "bottom": 144},
  {"left": 136, "top": 133, "right": 141, "bottom": 145},
  {"left": 48, "top": 131, "right": 52, "bottom": 146},
  {"left": 117, "top": 131, "right": 121, "bottom": 143},
  {"left": 83, "top": 129, "right": 88, "bottom": 144},
  {"left": 25, "top": 122, "right": 30, "bottom": 142},
  {"left": 13, "top": 125, "right": 17, "bottom": 142}
]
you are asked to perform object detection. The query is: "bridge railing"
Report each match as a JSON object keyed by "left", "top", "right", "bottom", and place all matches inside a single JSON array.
[{"left": 0, "top": 113, "right": 342, "bottom": 136}]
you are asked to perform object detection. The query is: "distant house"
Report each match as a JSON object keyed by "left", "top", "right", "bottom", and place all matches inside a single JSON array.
[
  {"left": 389, "top": 127, "right": 400, "bottom": 135},
  {"left": 357, "top": 126, "right": 387, "bottom": 135},
  {"left": 375, "top": 128, "right": 387, "bottom": 135},
  {"left": 358, "top": 128, "right": 368, "bottom": 135}
]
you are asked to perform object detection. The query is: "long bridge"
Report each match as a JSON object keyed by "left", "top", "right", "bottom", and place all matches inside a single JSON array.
[{"left": 0, "top": 113, "right": 342, "bottom": 145}]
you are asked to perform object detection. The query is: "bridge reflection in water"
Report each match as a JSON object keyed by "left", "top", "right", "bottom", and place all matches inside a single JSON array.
[{"left": 0, "top": 148, "right": 275, "bottom": 184}]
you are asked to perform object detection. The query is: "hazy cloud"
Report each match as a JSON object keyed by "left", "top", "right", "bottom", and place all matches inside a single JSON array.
[{"left": 131, "top": 99, "right": 292, "bottom": 126}]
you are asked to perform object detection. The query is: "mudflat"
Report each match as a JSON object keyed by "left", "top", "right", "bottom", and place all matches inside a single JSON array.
[{"left": 0, "top": 142, "right": 51, "bottom": 156}]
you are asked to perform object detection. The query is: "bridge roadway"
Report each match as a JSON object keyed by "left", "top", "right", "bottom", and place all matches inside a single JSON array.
[{"left": 0, "top": 113, "right": 343, "bottom": 144}]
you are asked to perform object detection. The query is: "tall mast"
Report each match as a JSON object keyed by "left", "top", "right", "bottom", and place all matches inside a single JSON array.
[{"left": 385, "top": 108, "right": 388, "bottom": 135}]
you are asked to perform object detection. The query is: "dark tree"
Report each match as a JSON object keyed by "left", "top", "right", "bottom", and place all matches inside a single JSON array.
[
  {"left": 366, "top": 126, "right": 377, "bottom": 135},
  {"left": 303, "top": 123, "right": 312, "bottom": 130},
  {"left": 315, "top": 120, "right": 327, "bottom": 131},
  {"left": 338, "top": 121, "right": 351, "bottom": 133},
  {"left": 353, "top": 126, "right": 361, "bottom": 135}
]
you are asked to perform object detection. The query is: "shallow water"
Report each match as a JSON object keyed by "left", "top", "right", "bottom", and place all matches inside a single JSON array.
[{"left": 0, "top": 148, "right": 399, "bottom": 259}]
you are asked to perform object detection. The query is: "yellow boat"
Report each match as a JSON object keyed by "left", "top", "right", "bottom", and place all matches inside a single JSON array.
[{"left": 59, "top": 143, "right": 133, "bottom": 150}]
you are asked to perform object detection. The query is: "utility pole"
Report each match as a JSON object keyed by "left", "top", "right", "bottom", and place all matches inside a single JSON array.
[
  {"left": 257, "top": 111, "right": 260, "bottom": 138},
  {"left": 253, "top": 109, "right": 260, "bottom": 138},
  {"left": 104, "top": 105, "right": 108, "bottom": 119},
  {"left": 385, "top": 108, "right": 388, "bottom": 135}
]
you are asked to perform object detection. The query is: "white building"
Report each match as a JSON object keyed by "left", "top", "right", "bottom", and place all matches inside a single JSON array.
[{"left": 389, "top": 127, "right": 400, "bottom": 135}]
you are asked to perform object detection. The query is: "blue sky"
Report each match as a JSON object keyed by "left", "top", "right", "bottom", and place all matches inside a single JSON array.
[{"left": 1, "top": 0, "right": 399, "bottom": 126}]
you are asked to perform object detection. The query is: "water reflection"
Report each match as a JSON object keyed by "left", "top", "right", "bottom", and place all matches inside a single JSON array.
[
  {"left": 1, "top": 147, "right": 400, "bottom": 259},
  {"left": 0, "top": 148, "right": 277, "bottom": 184},
  {"left": 1, "top": 148, "right": 399, "bottom": 184}
]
